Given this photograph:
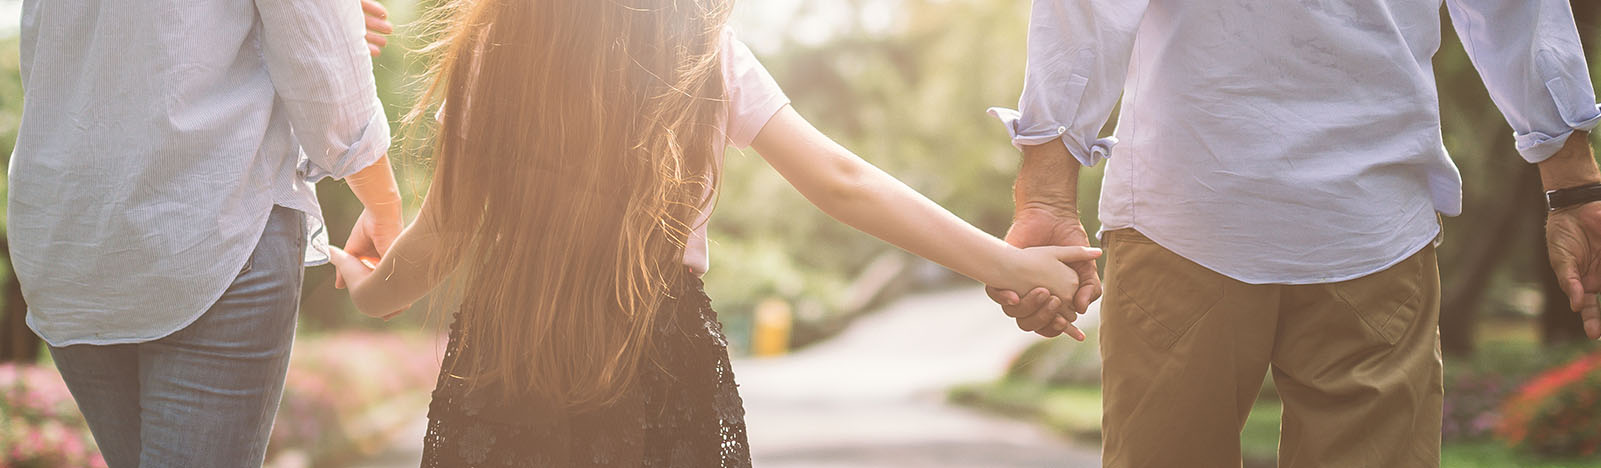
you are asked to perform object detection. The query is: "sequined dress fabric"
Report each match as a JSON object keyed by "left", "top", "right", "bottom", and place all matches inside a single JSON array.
[{"left": 420, "top": 276, "right": 752, "bottom": 467}]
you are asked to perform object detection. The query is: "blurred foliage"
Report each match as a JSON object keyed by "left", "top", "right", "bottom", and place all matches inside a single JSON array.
[
  {"left": 268, "top": 331, "right": 442, "bottom": 467},
  {"left": 1497, "top": 348, "right": 1601, "bottom": 457},
  {"left": 0, "top": 363, "right": 107, "bottom": 468},
  {"left": 0, "top": 35, "right": 18, "bottom": 248},
  {"left": 703, "top": 0, "right": 1036, "bottom": 322}
]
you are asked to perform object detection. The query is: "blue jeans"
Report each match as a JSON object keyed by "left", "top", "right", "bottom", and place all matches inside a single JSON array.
[{"left": 49, "top": 206, "right": 306, "bottom": 468}]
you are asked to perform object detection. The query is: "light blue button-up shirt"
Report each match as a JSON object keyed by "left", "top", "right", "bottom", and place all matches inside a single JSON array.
[
  {"left": 993, "top": 0, "right": 1601, "bottom": 284},
  {"left": 10, "top": 0, "right": 389, "bottom": 345}
]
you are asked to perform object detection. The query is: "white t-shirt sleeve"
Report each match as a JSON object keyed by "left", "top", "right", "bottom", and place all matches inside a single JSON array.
[{"left": 721, "top": 29, "right": 791, "bottom": 149}]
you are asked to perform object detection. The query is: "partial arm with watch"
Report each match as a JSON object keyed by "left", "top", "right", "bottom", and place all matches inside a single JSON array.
[
  {"left": 1539, "top": 131, "right": 1601, "bottom": 340},
  {"left": 1444, "top": 0, "right": 1601, "bottom": 340},
  {"left": 1541, "top": 132, "right": 1601, "bottom": 210}
]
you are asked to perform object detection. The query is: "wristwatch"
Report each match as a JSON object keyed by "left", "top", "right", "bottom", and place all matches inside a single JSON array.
[{"left": 1546, "top": 182, "right": 1601, "bottom": 211}]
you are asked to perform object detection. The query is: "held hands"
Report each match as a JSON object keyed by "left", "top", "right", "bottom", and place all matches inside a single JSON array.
[
  {"left": 985, "top": 207, "right": 1104, "bottom": 340},
  {"left": 1547, "top": 201, "right": 1601, "bottom": 340},
  {"left": 362, "top": 0, "right": 393, "bottom": 57},
  {"left": 327, "top": 246, "right": 407, "bottom": 319},
  {"left": 334, "top": 207, "right": 402, "bottom": 288},
  {"left": 994, "top": 244, "right": 1103, "bottom": 341},
  {"left": 330, "top": 206, "right": 403, "bottom": 319},
  {"left": 331, "top": 153, "right": 403, "bottom": 318}
]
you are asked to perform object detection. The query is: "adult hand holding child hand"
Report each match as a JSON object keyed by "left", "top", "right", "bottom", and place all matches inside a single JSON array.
[
  {"left": 986, "top": 206, "right": 1102, "bottom": 340},
  {"left": 984, "top": 138, "right": 1103, "bottom": 340},
  {"left": 328, "top": 246, "right": 407, "bottom": 320},
  {"left": 992, "top": 244, "right": 1102, "bottom": 342}
]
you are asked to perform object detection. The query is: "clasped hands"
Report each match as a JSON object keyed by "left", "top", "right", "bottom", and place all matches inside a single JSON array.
[{"left": 985, "top": 206, "right": 1102, "bottom": 341}]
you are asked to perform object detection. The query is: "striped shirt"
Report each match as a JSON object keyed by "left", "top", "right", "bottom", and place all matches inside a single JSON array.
[{"left": 11, "top": 0, "right": 389, "bottom": 345}]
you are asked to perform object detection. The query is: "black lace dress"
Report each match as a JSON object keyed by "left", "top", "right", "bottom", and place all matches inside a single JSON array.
[{"left": 420, "top": 275, "right": 752, "bottom": 467}]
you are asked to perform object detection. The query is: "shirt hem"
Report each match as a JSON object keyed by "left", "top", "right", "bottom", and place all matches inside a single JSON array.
[
  {"left": 25, "top": 206, "right": 275, "bottom": 348},
  {"left": 1106, "top": 222, "right": 1441, "bottom": 285}
]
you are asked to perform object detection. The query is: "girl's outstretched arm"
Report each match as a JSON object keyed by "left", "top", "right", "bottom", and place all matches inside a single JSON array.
[
  {"left": 750, "top": 105, "right": 1099, "bottom": 339},
  {"left": 328, "top": 191, "right": 458, "bottom": 318}
]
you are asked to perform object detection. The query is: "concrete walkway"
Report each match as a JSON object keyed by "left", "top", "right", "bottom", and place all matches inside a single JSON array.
[
  {"left": 738, "top": 284, "right": 1100, "bottom": 467},
  {"left": 352, "top": 283, "right": 1101, "bottom": 467}
]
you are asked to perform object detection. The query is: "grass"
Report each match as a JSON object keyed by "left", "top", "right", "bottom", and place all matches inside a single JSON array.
[
  {"left": 951, "top": 379, "right": 1601, "bottom": 468},
  {"left": 1440, "top": 442, "right": 1601, "bottom": 468},
  {"left": 950, "top": 380, "right": 1102, "bottom": 441}
]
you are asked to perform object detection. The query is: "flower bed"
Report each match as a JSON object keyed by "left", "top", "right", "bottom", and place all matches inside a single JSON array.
[
  {"left": 0, "top": 364, "right": 107, "bottom": 468},
  {"left": 0, "top": 331, "right": 442, "bottom": 468},
  {"left": 1444, "top": 369, "right": 1521, "bottom": 442},
  {"left": 268, "top": 331, "right": 443, "bottom": 466},
  {"left": 1497, "top": 349, "right": 1601, "bottom": 457}
]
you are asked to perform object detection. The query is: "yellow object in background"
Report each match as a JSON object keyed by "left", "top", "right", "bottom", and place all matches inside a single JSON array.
[{"left": 752, "top": 298, "right": 793, "bottom": 357}]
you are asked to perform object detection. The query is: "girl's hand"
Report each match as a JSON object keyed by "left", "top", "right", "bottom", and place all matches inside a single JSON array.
[
  {"left": 998, "top": 246, "right": 1102, "bottom": 341},
  {"left": 328, "top": 246, "right": 405, "bottom": 319}
]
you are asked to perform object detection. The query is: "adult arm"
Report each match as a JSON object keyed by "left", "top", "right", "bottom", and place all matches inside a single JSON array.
[
  {"left": 255, "top": 0, "right": 403, "bottom": 269},
  {"left": 1446, "top": 0, "right": 1601, "bottom": 339},
  {"left": 255, "top": 0, "right": 393, "bottom": 185},
  {"left": 984, "top": 0, "right": 1149, "bottom": 336},
  {"left": 1541, "top": 132, "right": 1601, "bottom": 340}
]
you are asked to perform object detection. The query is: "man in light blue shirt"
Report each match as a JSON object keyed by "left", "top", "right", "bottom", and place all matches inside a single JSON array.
[
  {"left": 985, "top": 1, "right": 1601, "bottom": 466},
  {"left": 9, "top": 0, "right": 401, "bottom": 465}
]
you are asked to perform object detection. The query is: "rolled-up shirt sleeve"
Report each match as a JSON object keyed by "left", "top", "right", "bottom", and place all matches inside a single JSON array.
[
  {"left": 255, "top": 0, "right": 391, "bottom": 181},
  {"left": 988, "top": 0, "right": 1149, "bottom": 167},
  {"left": 1447, "top": 0, "right": 1601, "bottom": 163}
]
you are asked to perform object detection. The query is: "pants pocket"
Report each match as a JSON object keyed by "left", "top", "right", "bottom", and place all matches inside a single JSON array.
[
  {"left": 1328, "top": 247, "right": 1427, "bottom": 346},
  {"left": 1105, "top": 229, "right": 1229, "bottom": 350}
]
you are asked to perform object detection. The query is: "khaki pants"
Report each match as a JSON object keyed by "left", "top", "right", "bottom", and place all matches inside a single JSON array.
[{"left": 1099, "top": 229, "right": 1442, "bottom": 468}]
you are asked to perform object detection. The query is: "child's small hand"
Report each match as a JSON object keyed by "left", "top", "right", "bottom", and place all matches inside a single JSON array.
[
  {"left": 328, "top": 247, "right": 404, "bottom": 319},
  {"left": 1000, "top": 246, "right": 1102, "bottom": 340}
]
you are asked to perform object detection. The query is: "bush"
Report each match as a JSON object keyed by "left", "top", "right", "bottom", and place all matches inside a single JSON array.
[
  {"left": 1497, "top": 349, "right": 1601, "bottom": 457},
  {"left": 268, "top": 331, "right": 442, "bottom": 465},
  {"left": 1442, "top": 342, "right": 1590, "bottom": 443},
  {"left": 0, "top": 331, "right": 441, "bottom": 468},
  {"left": 0, "top": 364, "right": 107, "bottom": 468},
  {"left": 1444, "top": 370, "right": 1520, "bottom": 442}
]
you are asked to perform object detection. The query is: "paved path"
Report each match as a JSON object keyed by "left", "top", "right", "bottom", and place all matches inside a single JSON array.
[
  {"left": 353, "top": 283, "right": 1101, "bottom": 467},
  {"left": 739, "top": 284, "right": 1100, "bottom": 467}
]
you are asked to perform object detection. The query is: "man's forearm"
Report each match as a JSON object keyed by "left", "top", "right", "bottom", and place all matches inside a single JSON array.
[
  {"left": 347, "top": 154, "right": 402, "bottom": 215},
  {"left": 1016, "top": 139, "right": 1082, "bottom": 216},
  {"left": 1539, "top": 131, "right": 1601, "bottom": 192}
]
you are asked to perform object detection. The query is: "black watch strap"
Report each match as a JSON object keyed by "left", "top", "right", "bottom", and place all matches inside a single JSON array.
[{"left": 1546, "top": 182, "right": 1601, "bottom": 211}]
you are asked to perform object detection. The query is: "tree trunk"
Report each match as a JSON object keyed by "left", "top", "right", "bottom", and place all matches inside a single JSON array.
[
  {"left": 0, "top": 237, "right": 40, "bottom": 363},
  {"left": 1439, "top": 209, "right": 1517, "bottom": 356},
  {"left": 1575, "top": 1, "right": 1599, "bottom": 57},
  {"left": 1440, "top": 134, "right": 1530, "bottom": 356}
]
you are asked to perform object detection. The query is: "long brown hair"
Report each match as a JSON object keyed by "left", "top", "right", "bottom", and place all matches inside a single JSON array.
[{"left": 408, "top": 0, "right": 731, "bottom": 409}]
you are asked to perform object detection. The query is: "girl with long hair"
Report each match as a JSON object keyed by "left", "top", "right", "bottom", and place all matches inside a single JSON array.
[{"left": 327, "top": 0, "right": 1096, "bottom": 466}]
